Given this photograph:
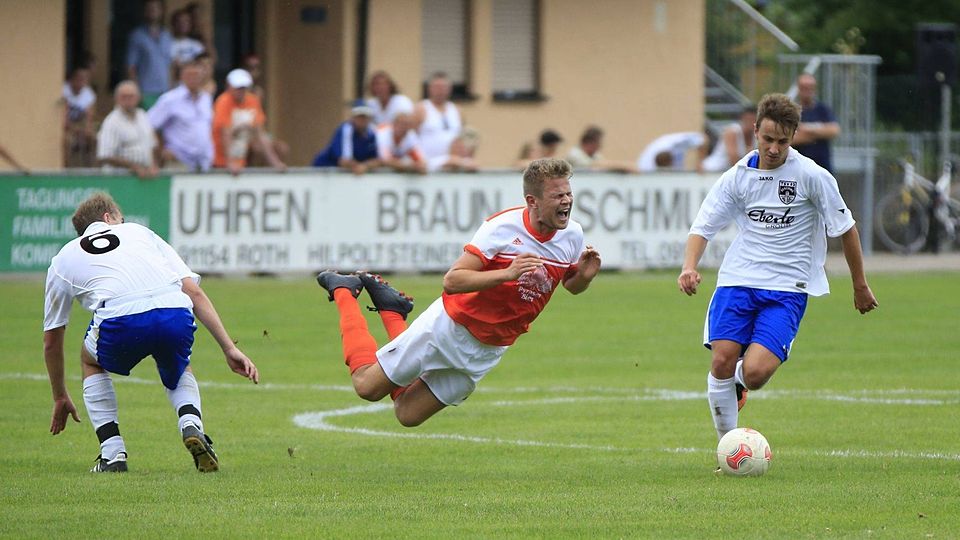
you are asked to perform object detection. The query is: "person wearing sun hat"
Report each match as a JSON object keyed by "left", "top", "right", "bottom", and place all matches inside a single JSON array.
[{"left": 211, "top": 68, "right": 285, "bottom": 173}]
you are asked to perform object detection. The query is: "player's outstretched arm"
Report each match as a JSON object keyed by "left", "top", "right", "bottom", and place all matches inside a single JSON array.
[
  {"left": 181, "top": 279, "right": 260, "bottom": 383},
  {"left": 43, "top": 326, "right": 81, "bottom": 434},
  {"left": 678, "top": 234, "right": 707, "bottom": 296},
  {"left": 443, "top": 251, "right": 543, "bottom": 294},
  {"left": 840, "top": 227, "right": 878, "bottom": 314},
  {"left": 563, "top": 246, "right": 601, "bottom": 294}
]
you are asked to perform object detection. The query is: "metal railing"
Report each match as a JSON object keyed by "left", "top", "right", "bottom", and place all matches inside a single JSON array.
[{"left": 705, "top": 0, "right": 799, "bottom": 104}]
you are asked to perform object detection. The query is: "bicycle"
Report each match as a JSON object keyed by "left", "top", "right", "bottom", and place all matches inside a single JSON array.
[{"left": 874, "top": 160, "right": 960, "bottom": 254}]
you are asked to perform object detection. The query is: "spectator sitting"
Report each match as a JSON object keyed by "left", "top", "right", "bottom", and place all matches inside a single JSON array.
[
  {"left": 366, "top": 70, "right": 415, "bottom": 127},
  {"left": 0, "top": 142, "right": 29, "bottom": 173},
  {"left": 62, "top": 66, "right": 97, "bottom": 167},
  {"left": 126, "top": 0, "right": 173, "bottom": 109},
  {"left": 637, "top": 132, "right": 707, "bottom": 172},
  {"left": 415, "top": 71, "right": 463, "bottom": 162},
  {"left": 312, "top": 101, "right": 381, "bottom": 174},
  {"left": 97, "top": 81, "right": 158, "bottom": 178},
  {"left": 212, "top": 69, "right": 286, "bottom": 174},
  {"left": 148, "top": 60, "right": 213, "bottom": 171},
  {"left": 170, "top": 8, "right": 205, "bottom": 76},
  {"left": 376, "top": 112, "right": 426, "bottom": 174},
  {"left": 516, "top": 129, "right": 563, "bottom": 169},
  {"left": 701, "top": 106, "right": 756, "bottom": 172},
  {"left": 428, "top": 127, "right": 480, "bottom": 173},
  {"left": 240, "top": 53, "right": 289, "bottom": 166},
  {"left": 566, "top": 126, "right": 638, "bottom": 173}
]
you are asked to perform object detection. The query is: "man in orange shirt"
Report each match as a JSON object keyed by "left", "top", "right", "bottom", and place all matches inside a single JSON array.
[
  {"left": 316, "top": 158, "right": 602, "bottom": 427},
  {"left": 212, "top": 68, "right": 285, "bottom": 173}
]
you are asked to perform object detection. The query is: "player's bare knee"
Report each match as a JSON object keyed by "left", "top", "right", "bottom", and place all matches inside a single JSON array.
[
  {"left": 394, "top": 408, "right": 425, "bottom": 428},
  {"left": 352, "top": 376, "right": 387, "bottom": 402},
  {"left": 743, "top": 367, "right": 773, "bottom": 390},
  {"left": 710, "top": 355, "right": 737, "bottom": 378}
]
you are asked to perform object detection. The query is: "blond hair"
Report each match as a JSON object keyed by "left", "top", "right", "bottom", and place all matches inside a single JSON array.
[
  {"left": 72, "top": 192, "right": 120, "bottom": 235},
  {"left": 755, "top": 93, "right": 802, "bottom": 134},
  {"left": 522, "top": 158, "right": 572, "bottom": 198}
]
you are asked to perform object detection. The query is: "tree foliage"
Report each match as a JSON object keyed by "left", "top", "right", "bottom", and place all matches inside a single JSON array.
[{"left": 758, "top": 0, "right": 959, "bottom": 75}]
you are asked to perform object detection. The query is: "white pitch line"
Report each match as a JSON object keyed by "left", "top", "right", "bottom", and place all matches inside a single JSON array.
[
  {"left": 4, "top": 371, "right": 956, "bottom": 461},
  {"left": 3, "top": 371, "right": 960, "bottom": 404},
  {"left": 292, "top": 404, "right": 619, "bottom": 452},
  {"left": 295, "top": 402, "right": 960, "bottom": 462}
]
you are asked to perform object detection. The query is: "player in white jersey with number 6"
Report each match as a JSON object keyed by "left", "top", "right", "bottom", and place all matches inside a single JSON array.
[
  {"left": 43, "top": 192, "right": 259, "bottom": 473},
  {"left": 677, "top": 94, "right": 879, "bottom": 450},
  {"left": 316, "top": 158, "right": 601, "bottom": 427}
]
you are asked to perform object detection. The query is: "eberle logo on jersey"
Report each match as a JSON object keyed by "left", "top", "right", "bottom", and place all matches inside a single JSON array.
[{"left": 778, "top": 180, "right": 797, "bottom": 204}]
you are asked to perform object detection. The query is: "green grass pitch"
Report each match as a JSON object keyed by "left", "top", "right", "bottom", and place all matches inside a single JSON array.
[{"left": 1, "top": 271, "right": 958, "bottom": 538}]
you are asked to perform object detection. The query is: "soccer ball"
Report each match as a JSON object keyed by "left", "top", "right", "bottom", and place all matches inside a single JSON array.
[{"left": 716, "top": 428, "right": 772, "bottom": 477}]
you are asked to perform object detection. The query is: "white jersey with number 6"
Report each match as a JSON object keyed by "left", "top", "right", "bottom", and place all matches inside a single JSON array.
[
  {"left": 689, "top": 148, "right": 855, "bottom": 297},
  {"left": 43, "top": 221, "right": 198, "bottom": 331}
]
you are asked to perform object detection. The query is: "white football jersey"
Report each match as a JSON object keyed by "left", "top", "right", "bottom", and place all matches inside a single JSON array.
[
  {"left": 689, "top": 148, "right": 855, "bottom": 296},
  {"left": 44, "top": 222, "right": 198, "bottom": 331}
]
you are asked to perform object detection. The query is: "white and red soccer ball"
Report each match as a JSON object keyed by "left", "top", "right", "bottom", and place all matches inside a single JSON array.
[{"left": 716, "top": 428, "right": 772, "bottom": 477}]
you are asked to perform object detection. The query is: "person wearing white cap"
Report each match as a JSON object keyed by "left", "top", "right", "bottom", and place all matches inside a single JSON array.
[
  {"left": 212, "top": 68, "right": 285, "bottom": 173},
  {"left": 312, "top": 100, "right": 382, "bottom": 174}
]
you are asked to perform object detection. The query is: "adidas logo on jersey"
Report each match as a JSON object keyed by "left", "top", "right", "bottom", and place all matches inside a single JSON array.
[{"left": 512, "top": 237, "right": 523, "bottom": 245}]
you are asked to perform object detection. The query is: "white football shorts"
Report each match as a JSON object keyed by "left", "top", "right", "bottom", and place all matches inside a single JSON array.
[{"left": 376, "top": 297, "right": 508, "bottom": 406}]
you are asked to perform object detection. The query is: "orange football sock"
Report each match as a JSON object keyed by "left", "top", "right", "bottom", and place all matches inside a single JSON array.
[
  {"left": 379, "top": 311, "right": 408, "bottom": 340},
  {"left": 333, "top": 288, "right": 378, "bottom": 373}
]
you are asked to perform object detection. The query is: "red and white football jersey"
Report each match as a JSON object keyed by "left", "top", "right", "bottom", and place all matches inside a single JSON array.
[{"left": 442, "top": 206, "right": 585, "bottom": 346}]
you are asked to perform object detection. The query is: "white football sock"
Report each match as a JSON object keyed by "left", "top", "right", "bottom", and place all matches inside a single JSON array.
[
  {"left": 733, "top": 359, "right": 746, "bottom": 388},
  {"left": 707, "top": 371, "right": 737, "bottom": 441},
  {"left": 166, "top": 370, "right": 204, "bottom": 433},
  {"left": 83, "top": 372, "right": 125, "bottom": 460}
]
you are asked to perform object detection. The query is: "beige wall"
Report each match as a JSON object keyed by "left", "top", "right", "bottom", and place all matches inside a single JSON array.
[
  {"left": 365, "top": 0, "right": 704, "bottom": 168},
  {"left": 263, "top": 0, "right": 352, "bottom": 166},
  {"left": 366, "top": 0, "right": 422, "bottom": 100},
  {"left": 0, "top": 0, "right": 65, "bottom": 171}
]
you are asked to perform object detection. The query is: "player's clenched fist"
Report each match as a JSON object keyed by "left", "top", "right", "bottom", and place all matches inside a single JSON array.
[
  {"left": 505, "top": 253, "right": 544, "bottom": 280},
  {"left": 677, "top": 268, "right": 702, "bottom": 296}
]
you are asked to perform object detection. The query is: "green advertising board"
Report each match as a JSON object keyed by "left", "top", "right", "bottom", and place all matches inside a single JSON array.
[{"left": 0, "top": 175, "right": 171, "bottom": 272}]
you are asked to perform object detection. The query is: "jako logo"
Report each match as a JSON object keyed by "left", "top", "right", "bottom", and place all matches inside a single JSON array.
[{"left": 747, "top": 207, "right": 796, "bottom": 228}]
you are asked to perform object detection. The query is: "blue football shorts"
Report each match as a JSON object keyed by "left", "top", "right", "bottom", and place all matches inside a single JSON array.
[
  {"left": 703, "top": 286, "right": 808, "bottom": 362},
  {"left": 86, "top": 308, "right": 197, "bottom": 389}
]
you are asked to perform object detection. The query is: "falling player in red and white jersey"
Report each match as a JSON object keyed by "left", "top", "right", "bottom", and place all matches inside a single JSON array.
[{"left": 317, "top": 158, "right": 601, "bottom": 426}]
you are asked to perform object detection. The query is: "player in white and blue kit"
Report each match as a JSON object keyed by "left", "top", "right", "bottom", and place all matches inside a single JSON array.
[
  {"left": 677, "top": 94, "right": 878, "bottom": 447},
  {"left": 43, "top": 192, "right": 259, "bottom": 472}
]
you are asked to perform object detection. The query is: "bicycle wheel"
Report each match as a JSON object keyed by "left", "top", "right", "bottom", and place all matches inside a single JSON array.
[{"left": 875, "top": 190, "right": 929, "bottom": 254}]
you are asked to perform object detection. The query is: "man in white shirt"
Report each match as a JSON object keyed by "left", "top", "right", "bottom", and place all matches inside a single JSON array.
[
  {"left": 376, "top": 112, "right": 426, "bottom": 174},
  {"left": 97, "top": 81, "right": 159, "bottom": 178},
  {"left": 677, "top": 94, "right": 878, "bottom": 451},
  {"left": 637, "top": 132, "right": 707, "bottom": 172},
  {"left": 43, "top": 192, "right": 259, "bottom": 473},
  {"left": 148, "top": 61, "right": 213, "bottom": 171}
]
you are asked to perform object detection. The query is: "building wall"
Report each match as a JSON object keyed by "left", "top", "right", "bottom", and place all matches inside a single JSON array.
[
  {"left": 0, "top": 0, "right": 65, "bottom": 171},
  {"left": 366, "top": 0, "right": 422, "bottom": 101},
  {"left": 366, "top": 0, "right": 705, "bottom": 168},
  {"left": 261, "top": 0, "right": 354, "bottom": 166}
]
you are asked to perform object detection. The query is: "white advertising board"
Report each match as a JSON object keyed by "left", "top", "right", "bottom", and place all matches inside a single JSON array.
[{"left": 169, "top": 171, "right": 734, "bottom": 272}]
